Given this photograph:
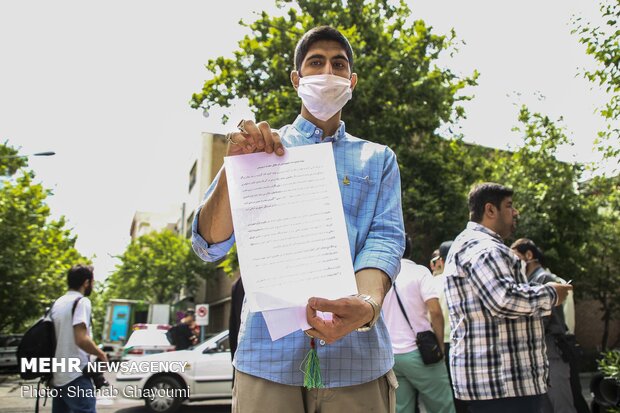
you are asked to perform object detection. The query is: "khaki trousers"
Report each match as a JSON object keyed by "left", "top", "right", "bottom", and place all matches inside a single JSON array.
[{"left": 232, "top": 370, "right": 398, "bottom": 413}]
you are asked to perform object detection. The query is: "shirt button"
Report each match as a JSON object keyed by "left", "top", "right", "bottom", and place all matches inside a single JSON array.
[
  {"left": 319, "top": 340, "right": 326, "bottom": 346},
  {"left": 314, "top": 130, "right": 320, "bottom": 134}
]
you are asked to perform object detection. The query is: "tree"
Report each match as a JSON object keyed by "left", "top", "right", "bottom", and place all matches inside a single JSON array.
[
  {"left": 573, "top": 0, "right": 620, "bottom": 165},
  {"left": 572, "top": 0, "right": 620, "bottom": 352},
  {"left": 580, "top": 175, "right": 620, "bottom": 350},
  {"left": 190, "top": 0, "right": 478, "bottom": 262},
  {"left": 0, "top": 143, "right": 87, "bottom": 333},
  {"left": 485, "top": 106, "right": 594, "bottom": 284},
  {"left": 483, "top": 106, "right": 620, "bottom": 349},
  {"left": 104, "top": 229, "right": 215, "bottom": 304}
]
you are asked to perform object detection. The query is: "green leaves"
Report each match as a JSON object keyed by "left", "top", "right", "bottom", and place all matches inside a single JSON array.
[
  {"left": 573, "top": 0, "right": 620, "bottom": 166},
  {"left": 103, "top": 230, "right": 215, "bottom": 305},
  {"left": 191, "top": 0, "right": 476, "bottom": 144}
]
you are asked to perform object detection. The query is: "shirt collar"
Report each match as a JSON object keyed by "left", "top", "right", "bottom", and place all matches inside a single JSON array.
[
  {"left": 466, "top": 221, "right": 503, "bottom": 242},
  {"left": 292, "top": 115, "right": 346, "bottom": 143},
  {"left": 528, "top": 266, "right": 545, "bottom": 281}
]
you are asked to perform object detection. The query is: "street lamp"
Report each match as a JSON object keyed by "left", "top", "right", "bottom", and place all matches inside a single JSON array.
[{"left": 0, "top": 151, "right": 56, "bottom": 159}]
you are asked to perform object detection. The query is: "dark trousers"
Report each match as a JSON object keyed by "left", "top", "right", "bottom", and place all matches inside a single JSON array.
[{"left": 466, "top": 395, "right": 545, "bottom": 413}]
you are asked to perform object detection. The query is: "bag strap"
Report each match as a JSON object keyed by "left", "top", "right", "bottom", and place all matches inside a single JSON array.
[
  {"left": 35, "top": 379, "right": 40, "bottom": 413},
  {"left": 72, "top": 297, "right": 82, "bottom": 315},
  {"left": 393, "top": 283, "right": 417, "bottom": 336},
  {"left": 71, "top": 296, "right": 93, "bottom": 327}
]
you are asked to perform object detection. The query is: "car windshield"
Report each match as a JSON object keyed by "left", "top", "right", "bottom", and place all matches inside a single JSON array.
[{"left": 188, "top": 330, "right": 229, "bottom": 351}]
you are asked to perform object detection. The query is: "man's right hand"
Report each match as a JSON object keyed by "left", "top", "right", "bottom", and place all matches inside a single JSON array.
[
  {"left": 226, "top": 120, "right": 285, "bottom": 157},
  {"left": 96, "top": 350, "right": 109, "bottom": 364},
  {"left": 547, "top": 282, "right": 573, "bottom": 306}
]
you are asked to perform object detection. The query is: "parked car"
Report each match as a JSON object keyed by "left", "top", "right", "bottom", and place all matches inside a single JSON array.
[
  {"left": 121, "top": 325, "right": 175, "bottom": 361},
  {"left": 0, "top": 334, "right": 22, "bottom": 372},
  {"left": 116, "top": 330, "right": 232, "bottom": 413}
]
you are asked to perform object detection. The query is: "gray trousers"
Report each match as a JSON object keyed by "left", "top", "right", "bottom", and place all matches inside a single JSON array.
[{"left": 542, "top": 338, "right": 577, "bottom": 413}]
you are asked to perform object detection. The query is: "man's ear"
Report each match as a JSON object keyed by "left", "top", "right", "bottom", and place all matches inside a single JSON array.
[
  {"left": 525, "top": 250, "right": 534, "bottom": 261},
  {"left": 484, "top": 202, "right": 497, "bottom": 219},
  {"left": 291, "top": 70, "right": 300, "bottom": 90},
  {"left": 350, "top": 73, "right": 358, "bottom": 91}
]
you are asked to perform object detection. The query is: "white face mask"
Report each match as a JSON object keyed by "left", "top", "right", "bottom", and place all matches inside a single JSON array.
[{"left": 297, "top": 74, "right": 353, "bottom": 122}]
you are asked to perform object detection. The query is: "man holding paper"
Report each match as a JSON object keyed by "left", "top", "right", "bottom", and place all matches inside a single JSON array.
[{"left": 192, "top": 26, "right": 405, "bottom": 413}]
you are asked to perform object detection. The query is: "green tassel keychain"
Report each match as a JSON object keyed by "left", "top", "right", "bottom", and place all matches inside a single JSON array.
[{"left": 302, "top": 337, "right": 323, "bottom": 389}]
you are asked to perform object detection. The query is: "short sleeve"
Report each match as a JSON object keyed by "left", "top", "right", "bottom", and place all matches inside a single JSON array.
[
  {"left": 72, "top": 297, "right": 91, "bottom": 328},
  {"left": 420, "top": 271, "right": 440, "bottom": 302}
]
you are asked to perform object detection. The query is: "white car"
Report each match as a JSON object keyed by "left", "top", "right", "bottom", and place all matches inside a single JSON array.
[
  {"left": 116, "top": 330, "right": 232, "bottom": 413},
  {"left": 121, "top": 328, "right": 175, "bottom": 360},
  {"left": 0, "top": 334, "right": 22, "bottom": 371}
]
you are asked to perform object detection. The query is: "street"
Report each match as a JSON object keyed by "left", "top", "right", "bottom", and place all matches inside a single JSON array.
[{"left": 0, "top": 372, "right": 231, "bottom": 413}]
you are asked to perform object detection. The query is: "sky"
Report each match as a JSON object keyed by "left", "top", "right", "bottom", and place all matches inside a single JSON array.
[{"left": 0, "top": 0, "right": 610, "bottom": 280}]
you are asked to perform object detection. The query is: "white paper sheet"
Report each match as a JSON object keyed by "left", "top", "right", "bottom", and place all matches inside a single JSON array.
[
  {"left": 262, "top": 307, "right": 335, "bottom": 341},
  {"left": 224, "top": 144, "right": 357, "bottom": 334},
  {"left": 262, "top": 306, "right": 309, "bottom": 340}
]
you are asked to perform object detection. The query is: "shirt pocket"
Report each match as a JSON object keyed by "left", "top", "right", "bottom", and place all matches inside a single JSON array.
[{"left": 337, "top": 173, "right": 373, "bottom": 217}]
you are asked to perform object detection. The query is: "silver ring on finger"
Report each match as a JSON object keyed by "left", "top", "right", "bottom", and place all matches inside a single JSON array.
[
  {"left": 226, "top": 132, "right": 239, "bottom": 145},
  {"left": 237, "top": 119, "right": 248, "bottom": 134}
]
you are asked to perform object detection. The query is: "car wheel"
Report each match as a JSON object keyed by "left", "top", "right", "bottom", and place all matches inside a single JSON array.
[{"left": 144, "top": 376, "right": 184, "bottom": 413}]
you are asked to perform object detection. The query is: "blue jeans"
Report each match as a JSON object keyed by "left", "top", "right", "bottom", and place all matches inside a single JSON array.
[{"left": 51, "top": 375, "right": 97, "bottom": 413}]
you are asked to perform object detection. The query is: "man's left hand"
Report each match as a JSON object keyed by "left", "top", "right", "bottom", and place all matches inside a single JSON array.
[{"left": 304, "top": 296, "right": 374, "bottom": 344}]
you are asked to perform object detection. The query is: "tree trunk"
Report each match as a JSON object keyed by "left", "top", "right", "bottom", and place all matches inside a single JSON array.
[{"left": 601, "top": 295, "right": 610, "bottom": 351}]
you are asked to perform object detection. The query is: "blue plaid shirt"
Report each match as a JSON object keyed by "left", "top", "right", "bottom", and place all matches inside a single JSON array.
[{"left": 192, "top": 115, "right": 405, "bottom": 387}]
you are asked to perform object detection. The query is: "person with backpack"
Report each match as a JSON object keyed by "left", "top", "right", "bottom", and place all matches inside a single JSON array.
[{"left": 50, "top": 264, "right": 107, "bottom": 413}]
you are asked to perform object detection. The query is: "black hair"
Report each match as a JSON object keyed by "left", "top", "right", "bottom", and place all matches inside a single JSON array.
[
  {"left": 403, "top": 234, "right": 412, "bottom": 259},
  {"left": 468, "top": 182, "right": 514, "bottom": 223},
  {"left": 511, "top": 238, "right": 545, "bottom": 266},
  {"left": 294, "top": 26, "right": 354, "bottom": 72},
  {"left": 67, "top": 264, "right": 94, "bottom": 290},
  {"left": 439, "top": 241, "right": 453, "bottom": 261}
]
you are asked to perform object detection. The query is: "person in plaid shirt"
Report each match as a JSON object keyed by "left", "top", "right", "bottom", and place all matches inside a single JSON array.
[{"left": 443, "top": 183, "right": 573, "bottom": 413}]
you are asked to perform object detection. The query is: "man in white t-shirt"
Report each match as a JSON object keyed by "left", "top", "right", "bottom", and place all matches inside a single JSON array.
[
  {"left": 50, "top": 264, "right": 107, "bottom": 413},
  {"left": 383, "top": 237, "right": 455, "bottom": 413}
]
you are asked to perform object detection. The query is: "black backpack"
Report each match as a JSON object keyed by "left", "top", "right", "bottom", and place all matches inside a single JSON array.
[{"left": 17, "top": 297, "right": 83, "bottom": 381}]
